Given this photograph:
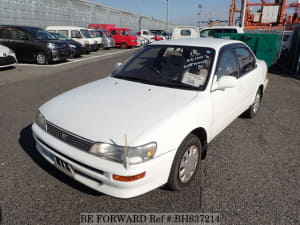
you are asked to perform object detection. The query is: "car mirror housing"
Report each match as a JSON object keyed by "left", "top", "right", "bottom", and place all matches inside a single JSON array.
[
  {"left": 114, "top": 62, "right": 122, "bottom": 71},
  {"left": 216, "top": 75, "right": 237, "bottom": 90}
]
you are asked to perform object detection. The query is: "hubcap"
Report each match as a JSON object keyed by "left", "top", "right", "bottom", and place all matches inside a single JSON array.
[
  {"left": 37, "top": 54, "right": 46, "bottom": 64},
  {"left": 179, "top": 145, "right": 199, "bottom": 183},
  {"left": 253, "top": 92, "right": 261, "bottom": 113}
]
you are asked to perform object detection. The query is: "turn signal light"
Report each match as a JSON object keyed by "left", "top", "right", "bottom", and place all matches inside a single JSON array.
[{"left": 113, "top": 172, "right": 145, "bottom": 182}]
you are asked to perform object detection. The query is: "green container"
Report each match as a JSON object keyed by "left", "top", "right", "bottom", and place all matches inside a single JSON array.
[{"left": 214, "top": 33, "right": 281, "bottom": 67}]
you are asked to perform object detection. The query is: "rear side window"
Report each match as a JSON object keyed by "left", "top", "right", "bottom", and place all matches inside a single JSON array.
[
  {"left": 216, "top": 49, "right": 239, "bottom": 79},
  {"left": 234, "top": 47, "right": 256, "bottom": 76},
  {"left": 180, "top": 29, "right": 192, "bottom": 36},
  {"left": 57, "top": 30, "right": 68, "bottom": 37},
  {"left": 10, "top": 28, "right": 27, "bottom": 40},
  {"left": 0, "top": 28, "right": 12, "bottom": 39}
]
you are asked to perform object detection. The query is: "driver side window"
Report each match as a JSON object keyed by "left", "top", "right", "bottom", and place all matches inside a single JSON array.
[{"left": 216, "top": 49, "right": 239, "bottom": 79}]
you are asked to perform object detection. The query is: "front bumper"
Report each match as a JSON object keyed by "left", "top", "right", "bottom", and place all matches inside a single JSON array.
[
  {"left": 50, "top": 48, "right": 71, "bottom": 62},
  {"left": 31, "top": 123, "right": 176, "bottom": 198},
  {"left": 0, "top": 55, "right": 17, "bottom": 68}
]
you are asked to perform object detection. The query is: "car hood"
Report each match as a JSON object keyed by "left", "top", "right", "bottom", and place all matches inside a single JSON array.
[{"left": 41, "top": 76, "right": 198, "bottom": 146}]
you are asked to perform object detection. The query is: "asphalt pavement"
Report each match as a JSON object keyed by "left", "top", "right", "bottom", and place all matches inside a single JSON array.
[{"left": 0, "top": 49, "right": 299, "bottom": 225}]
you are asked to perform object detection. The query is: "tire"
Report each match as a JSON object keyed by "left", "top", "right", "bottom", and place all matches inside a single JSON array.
[
  {"left": 121, "top": 42, "right": 128, "bottom": 49},
  {"left": 35, "top": 52, "right": 48, "bottom": 65},
  {"left": 244, "top": 89, "right": 262, "bottom": 118},
  {"left": 167, "top": 134, "right": 202, "bottom": 191}
]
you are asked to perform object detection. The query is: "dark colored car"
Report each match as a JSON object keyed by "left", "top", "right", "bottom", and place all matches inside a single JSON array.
[
  {"left": 49, "top": 32, "right": 83, "bottom": 58},
  {"left": 0, "top": 25, "right": 71, "bottom": 64}
]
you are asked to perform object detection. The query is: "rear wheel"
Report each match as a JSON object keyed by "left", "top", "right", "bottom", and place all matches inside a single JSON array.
[
  {"left": 35, "top": 52, "right": 48, "bottom": 65},
  {"left": 167, "top": 134, "right": 202, "bottom": 191},
  {"left": 244, "top": 89, "right": 262, "bottom": 118},
  {"left": 121, "top": 42, "right": 128, "bottom": 49}
]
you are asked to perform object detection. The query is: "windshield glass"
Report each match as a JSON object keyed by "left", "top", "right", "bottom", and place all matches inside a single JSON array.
[
  {"left": 34, "top": 29, "right": 56, "bottom": 40},
  {"left": 112, "top": 45, "right": 215, "bottom": 90},
  {"left": 80, "top": 29, "right": 91, "bottom": 38}
]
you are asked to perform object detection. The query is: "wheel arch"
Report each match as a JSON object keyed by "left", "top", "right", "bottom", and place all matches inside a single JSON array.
[{"left": 191, "top": 127, "right": 208, "bottom": 160}]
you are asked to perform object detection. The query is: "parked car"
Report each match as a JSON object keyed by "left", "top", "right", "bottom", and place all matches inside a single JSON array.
[
  {"left": 138, "top": 30, "right": 156, "bottom": 42},
  {"left": 46, "top": 26, "right": 97, "bottom": 53},
  {"left": 93, "top": 29, "right": 115, "bottom": 49},
  {"left": 32, "top": 38, "right": 268, "bottom": 198},
  {"left": 136, "top": 36, "right": 149, "bottom": 47},
  {"left": 200, "top": 26, "right": 244, "bottom": 38},
  {"left": 49, "top": 32, "right": 83, "bottom": 58},
  {"left": 88, "top": 29, "right": 103, "bottom": 49},
  {"left": 150, "top": 29, "right": 170, "bottom": 39},
  {"left": 0, "top": 44, "right": 17, "bottom": 68},
  {"left": 0, "top": 25, "right": 71, "bottom": 65},
  {"left": 171, "top": 26, "right": 200, "bottom": 39},
  {"left": 109, "top": 28, "right": 137, "bottom": 48}
]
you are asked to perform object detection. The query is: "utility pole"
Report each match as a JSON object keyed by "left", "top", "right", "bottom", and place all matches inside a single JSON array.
[{"left": 166, "top": 0, "right": 169, "bottom": 32}]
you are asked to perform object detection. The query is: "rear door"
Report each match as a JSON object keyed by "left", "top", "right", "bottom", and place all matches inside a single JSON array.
[
  {"left": 211, "top": 47, "right": 243, "bottom": 137},
  {"left": 233, "top": 46, "right": 259, "bottom": 109}
]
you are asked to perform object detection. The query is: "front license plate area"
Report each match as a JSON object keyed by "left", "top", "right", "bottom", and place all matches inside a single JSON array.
[{"left": 54, "top": 156, "right": 74, "bottom": 177}]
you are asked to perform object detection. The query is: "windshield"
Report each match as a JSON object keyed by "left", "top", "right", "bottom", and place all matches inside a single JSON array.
[
  {"left": 80, "top": 29, "right": 91, "bottom": 38},
  {"left": 112, "top": 45, "right": 215, "bottom": 90},
  {"left": 34, "top": 29, "right": 56, "bottom": 40}
]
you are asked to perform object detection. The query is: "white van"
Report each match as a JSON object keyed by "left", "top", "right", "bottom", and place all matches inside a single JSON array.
[
  {"left": 171, "top": 26, "right": 200, "bottom": 40},
  {"left": 46, "top": 26, "right": 97, "bottom": 53},
  {"left": 200, "top": 26, "right": 244, "bottom": 38}
]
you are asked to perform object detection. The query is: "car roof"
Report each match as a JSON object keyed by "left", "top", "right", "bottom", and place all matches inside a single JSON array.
[
  {"left": 150, "top": 38, "right": 245, "bottom": 51},
  {"left": 0, "top": 25, "right": 43, "bottom": 30}
]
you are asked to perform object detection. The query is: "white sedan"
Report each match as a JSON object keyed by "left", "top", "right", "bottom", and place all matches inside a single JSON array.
[
  {"left": 32, "top": 38, "right": 268, "bottom": 198},
  {"left": 0, "top": 44, "right": 17, "bottom": 68}
]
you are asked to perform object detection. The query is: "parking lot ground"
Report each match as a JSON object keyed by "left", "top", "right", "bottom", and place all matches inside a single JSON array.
[
  {"left": 0, "top": 48, "right": 138, "bottom": 87},
  {"left": 0, "top": 49, "right": 299, "bottom": 225}
]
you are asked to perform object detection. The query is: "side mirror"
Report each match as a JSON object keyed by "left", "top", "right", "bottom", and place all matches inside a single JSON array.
[
  {"left": 215, "top": 75, "right": 237, "bottom": 90},
  {"left": 114, "top": 62, "right": 122, "bottom": 71}
]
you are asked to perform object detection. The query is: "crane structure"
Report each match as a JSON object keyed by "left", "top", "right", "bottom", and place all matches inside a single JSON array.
[{"left": 229, "top": 0, "right": 300, "bottom": 29}]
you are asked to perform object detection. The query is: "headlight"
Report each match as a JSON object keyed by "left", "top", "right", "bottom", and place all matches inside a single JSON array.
[
  {"left": 84, "top": 41, "right": 89, "bottom": 45},
  {"left": 69, "top": 44, "right": 76, "bottom": 48},
  {"left": 36, "top": 111, "right": 47, "bottom": 131},
  {"left": 47, "top": 43, "right": 57, "bottom": 49},
  {"left": 89, "top": 142, "right": 157, "bottom": 167},
  {"left": 8, "top": 48, "right": 14, "bottom": 54}
]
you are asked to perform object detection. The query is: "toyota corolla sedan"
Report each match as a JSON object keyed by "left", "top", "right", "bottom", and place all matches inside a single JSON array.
[{"left": 32, "top": 38, "right": 268, "bottom": 198}]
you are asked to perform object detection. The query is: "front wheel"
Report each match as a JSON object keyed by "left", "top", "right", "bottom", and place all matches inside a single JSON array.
[
  {"left": 121, "top": 42, "right": 128, "bottom": 49},
  {"left": 35, "top": 52, "right": 48, "bottom": 65},
  {"left": 167, "top": 134, "right": 202, "bottom": 191}
]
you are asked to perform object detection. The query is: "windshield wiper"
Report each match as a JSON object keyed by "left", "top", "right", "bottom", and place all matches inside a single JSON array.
[{"left": 114, "top": 76, "right": 159, "bottom": 85}]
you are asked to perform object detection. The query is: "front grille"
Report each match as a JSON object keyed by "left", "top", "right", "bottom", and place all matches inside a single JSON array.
[{"left": 46, "top": 122, "right": 94, "bottom": 151}]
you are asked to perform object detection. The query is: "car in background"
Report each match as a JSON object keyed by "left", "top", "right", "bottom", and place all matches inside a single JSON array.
[
  {"left": 0, "top": 44, "right": 17, "bottom": 68},
  {"left": 88, "top": 29, "right": 103, "bottom": 50},
  {"left": 171, "top": 26, "right": 200, "bottom": 39},
  {"left": 109, "top": 28, "right": 137, "bottom": 49},
  {"left": 49, "top": 32, "right": 83, "bottom": 58},
  {"left": 200, "top": 26, "right": 244, "bottom": 38},
  {"left": 46, "top": 26, "right": 97, "bottom": 53},
  {"left": 32, "top": 38, "right": 268, "bottom": 198},
  {"left": 150, "top": 29, "right": 170, "bottom": 39},
  {"left": 0, "top": 25, "right": 71, "bottom": 65},
  {"left": 93, "top": 29, "right": 115, "bottom": 49},
  {"left": 138, "top": 30, "right": 156, "bottom": 42},
  {"left": 136, "top": 35, "right": 149, "bottom": 47}
]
